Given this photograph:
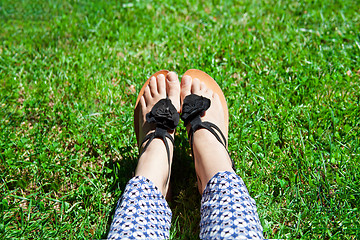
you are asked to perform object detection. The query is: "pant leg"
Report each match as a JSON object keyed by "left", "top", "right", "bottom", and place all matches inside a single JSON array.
[
  {"left": 200, "top": 171, "right": 263, "bottom": 239},
  {"left": 108, "top": 176, "right": 172, "bottom": 239}
]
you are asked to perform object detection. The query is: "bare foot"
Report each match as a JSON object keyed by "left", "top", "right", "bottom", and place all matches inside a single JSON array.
[
  {"left": 135, "top": 72, "right": 180, "bottom": 196},
  {"left": 180, "top": 75, "right": 234, "bottom": 194}
]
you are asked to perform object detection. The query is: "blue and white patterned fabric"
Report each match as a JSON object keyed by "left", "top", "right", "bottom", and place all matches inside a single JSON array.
[
  {"left": 199, "top": 171, "right": 263, "bottom": 239},
  {"left": 107, "top": 176, "right": 172, "bottom": 239},
  {"left": 108, "top": 171, "right": 263, "bottom": 239}
]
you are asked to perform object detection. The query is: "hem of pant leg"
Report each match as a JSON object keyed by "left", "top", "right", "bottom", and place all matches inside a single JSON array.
[
  {"left": 108, "top": 175, "right": 173, "bottom": 239},
  {"left": 130, "top": 175, "right": 171, "bottom": 209},
  {"left": 199, "top": 171, "right": 264, "bottom": 240},
  {"left": 201, "top": 170, "right": 237, "bottom": 197}
]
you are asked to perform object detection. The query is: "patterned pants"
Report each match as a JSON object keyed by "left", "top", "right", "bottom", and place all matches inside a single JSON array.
[{"left": 108, "top": 171, "right": 263, "bottom": 239}]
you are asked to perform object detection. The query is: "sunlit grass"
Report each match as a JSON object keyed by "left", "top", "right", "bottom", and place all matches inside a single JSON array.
[{"left": 0, "top": 0, "right": 359, "bottom": 239}]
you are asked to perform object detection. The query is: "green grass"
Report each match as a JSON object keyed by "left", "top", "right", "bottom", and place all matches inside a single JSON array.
[{"left": 0, "top": 0, "right": 359, "bottom": 239}]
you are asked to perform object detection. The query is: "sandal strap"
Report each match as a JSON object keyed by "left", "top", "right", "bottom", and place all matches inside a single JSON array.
[
  {"left": 138, "top": 98, "right": 179, "bottom": 184},
  {"left": 140, "top": 126, "right": 174, "bottom": 167},
  {"left": 188, "top": 118, "right": 227, "bottom": 148},
  {"left": 181, "top": 94, "right": 235, "bottom": 170}
]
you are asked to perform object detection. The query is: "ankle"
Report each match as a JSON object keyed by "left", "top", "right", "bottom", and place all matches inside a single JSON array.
[
  {"left": 135, "top": 139, "right": 173, "bottom": 196},
  {"left": 192, "top": 129, "right": 234, "bottom": 193}
]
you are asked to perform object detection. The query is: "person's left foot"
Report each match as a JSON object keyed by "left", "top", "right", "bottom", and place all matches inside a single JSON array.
[
  {"left": 135, "top": 72, "right": 180, "bottom": 196},
  {"left": 180, "top": 74, "right": 233, "bottom": 193}
]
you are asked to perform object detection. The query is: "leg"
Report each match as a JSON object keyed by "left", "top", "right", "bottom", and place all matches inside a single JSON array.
[
  {"left": 135, "top": 72, "right": 180, "bottom": 196},
  {"left": 108, "top": 72, "right": 181, "bottom": 239},
  {"left": 200, "top": 171, "right": 263, "bottom": 239},
  {"left": 180, "top": 72, "right": 264, "bottom": 239},
  {"left": 180, "top": 74, "right": 234, "bottom": 193},
  {"left": 107, "top": 176, "right": 172, "bottom": 239}
]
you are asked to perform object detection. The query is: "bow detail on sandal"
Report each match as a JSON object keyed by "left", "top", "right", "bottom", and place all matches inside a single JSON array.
[{"left": 146, "top": 98, "right": 179, "bottom": 131}]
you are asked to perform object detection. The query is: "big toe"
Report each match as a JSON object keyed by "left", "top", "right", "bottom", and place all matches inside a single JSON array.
[
  {"left": 181, "top": 75, "right": 192, "bottom": 104},
  {"left": 166, "top": 72, "right": 181, "bottom": 112}
]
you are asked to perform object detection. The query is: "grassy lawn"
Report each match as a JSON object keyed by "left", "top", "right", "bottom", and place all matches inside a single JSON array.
[{"left": 1, "top": 0, "right": 359, "bottom": 239}]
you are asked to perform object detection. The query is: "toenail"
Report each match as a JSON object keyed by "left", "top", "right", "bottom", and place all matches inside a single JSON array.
[{"left": 167, "top": 73, "right": 176, "bottom": 81}]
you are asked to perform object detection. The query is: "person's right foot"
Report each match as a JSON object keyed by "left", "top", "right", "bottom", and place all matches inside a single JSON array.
[
  {"left": 180, "top": 74, "right": 234, "bottom": 194},
  {"left": 135, "top": 72, "right": 180, "bottom": 197}
]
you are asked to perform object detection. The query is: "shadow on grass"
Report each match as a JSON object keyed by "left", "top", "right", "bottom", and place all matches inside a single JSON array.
[
  {"left": 102, "top": 145, "right": 137, "bottom": 238},
  {"left": 169, "top": 129, "right": 202, "bottom": 239},
  {"left": 102, "top": 128, "right": 202, "bottom": 239}
]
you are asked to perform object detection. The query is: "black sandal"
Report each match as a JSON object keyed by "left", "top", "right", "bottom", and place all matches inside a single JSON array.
[
  {"left": 181, "top": 94, "right": 235, "bottom": 170},
  {"left": 139, "top": 98, "right": 180, "bottom": 184}
]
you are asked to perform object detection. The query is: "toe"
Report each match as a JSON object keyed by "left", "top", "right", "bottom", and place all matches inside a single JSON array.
[
  {"left": 144, "top": 85, "right": 152, "bottom": 103},
  {"left": 140, "top": 95, "right": 147, "bottom": 113},
  {"left": 192, "top": 78, "right": 201, "bottom": 94},
  {"left": 166, "top": 72, "right": 180, "bottom": 111},
  {"left": 181, "top": 75, "right": 192, "bottom": 104},
  {"left": 200, "top": 82, "right": 206, "bottom": 91},
  {"left": 214, "top": 93, "right": 221, "bottom": 103},
  {"left": 149, "top": 76, "right": 158, "bottom": 97},
  {"left": 204, "top": 88, "right": 213, "bottom": 99},
  {"left": 157, "top": 74, "right": 166, "bottom": 98}
]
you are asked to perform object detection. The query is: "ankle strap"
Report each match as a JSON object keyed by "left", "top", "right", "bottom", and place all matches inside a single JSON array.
[
  {"left": 188, "top": 117, "right": 227, "bottom": 148},
  {"left": 140, "top": 126, "right": 174, "bottom": 168}
]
